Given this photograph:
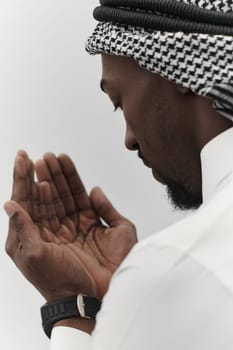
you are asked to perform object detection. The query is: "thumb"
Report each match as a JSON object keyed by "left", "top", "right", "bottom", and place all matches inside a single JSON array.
[
  {"left": 4, "top": 200, "right": 39, "bottom": 243},
  {"left": 90, "top": 187, "right": 129, "bottom": 227}
]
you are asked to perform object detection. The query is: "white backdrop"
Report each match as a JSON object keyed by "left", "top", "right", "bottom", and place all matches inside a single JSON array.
[{"left": 0, "top": 1, "right": 185, "bottom": 349}]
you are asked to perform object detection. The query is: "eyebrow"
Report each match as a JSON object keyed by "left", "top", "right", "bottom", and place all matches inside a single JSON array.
[{"left": 100, "top": 79, "right": 106, "bottom": 92}]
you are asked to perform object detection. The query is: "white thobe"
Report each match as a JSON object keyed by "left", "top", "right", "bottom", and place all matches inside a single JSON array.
[{"left": 51, "top": 127, "right": 233, "bottom": 350}]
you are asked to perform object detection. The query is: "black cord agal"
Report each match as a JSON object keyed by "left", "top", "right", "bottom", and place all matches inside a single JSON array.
[{"left": 93, "top": 0, "right": 233, "bottom": 35}]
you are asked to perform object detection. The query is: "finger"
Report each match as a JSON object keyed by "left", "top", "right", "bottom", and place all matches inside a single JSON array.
[
  {"left": 4, "top": 201, "right": 39, "bottom": 263},
  {"left": 36, "top": 183, "right": 62, "bottom": 243},
  {"left": 35, "top": 158, "right": 66, "bottom": 220},
  {"left": 4, "top": 200, "right": 40, "bottom": 249},
  {"left": 31, "top": 182, "right": 40, "bottom": 222},
  {"left": 42, "top": 181, "right": 77, "bottom": 241},
  {"left": 16, "top": 151, "right": 37, "bottom": 218},
  {"left": 57, "top": 154, "right": 91, "bottom": 212},
  {"left": 5, "top": 211, "right": 20, "bottom": 257},
  {"left": 43, "top": 153, "right": 77, "bottom": 218},
  {"left": 90, "top": 187, "right": 128, "bottom": 227},
  {"left": 28, "top": 157, "right": 35, "bottom": 216},
  {"left": 11, "top": 152, "right": 30, "bottom": 211},
  {"left": 36, "top": 157, "right": 78, "bottom": 239},
  {"left": 16, "top": 151, "right": 34, "bottom": 207},
  {"left": 33, "top": 182, "right": 53, "bottom": 229},
  {"left": 38, "top": 182, "right": 49, "bottom": 228},
  {"left": 42, "top": 181, "right": 61, "bottom": 233}
]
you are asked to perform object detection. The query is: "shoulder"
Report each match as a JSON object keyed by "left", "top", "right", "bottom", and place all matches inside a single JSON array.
[{"left": 93, "top": 178, "right": 233, "bottom": 349}]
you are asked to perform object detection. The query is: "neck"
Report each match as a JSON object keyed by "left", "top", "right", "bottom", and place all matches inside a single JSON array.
[
  {"left": 195, "top": 97, "right": 233, "bottom": 152},
  {"left": 186, "top": 95, "right": 233, "bottom": 204}
]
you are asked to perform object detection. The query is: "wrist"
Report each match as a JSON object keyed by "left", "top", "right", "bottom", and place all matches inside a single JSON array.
[
  {"left": 54, "top": 318, "right": 95, "bottom": 334},
  {"left": 41, "top": 295, "right": 101, "bottom": 338}
]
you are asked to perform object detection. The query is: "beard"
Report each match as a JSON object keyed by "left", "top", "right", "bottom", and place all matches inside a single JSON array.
[{"left": 165, "top": 178, "right": 202, "bottom": 211}]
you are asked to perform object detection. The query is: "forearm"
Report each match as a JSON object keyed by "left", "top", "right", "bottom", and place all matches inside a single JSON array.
[{"left": 54, "top": 318, "right": 96, "bottom": 335}]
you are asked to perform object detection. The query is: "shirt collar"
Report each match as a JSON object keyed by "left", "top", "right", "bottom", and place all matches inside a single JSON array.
[{"left": 201, "top": 127, "right": 233, "bottom": 203}]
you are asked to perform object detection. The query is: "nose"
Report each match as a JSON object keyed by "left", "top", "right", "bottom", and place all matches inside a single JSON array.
[{"left": 124, "top": 125, "right": 138, "bottom": 151}]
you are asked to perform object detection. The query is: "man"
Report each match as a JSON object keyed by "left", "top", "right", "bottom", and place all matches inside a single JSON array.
[{"left": 4, "top": 0, "right": 233, "bottom": 349}]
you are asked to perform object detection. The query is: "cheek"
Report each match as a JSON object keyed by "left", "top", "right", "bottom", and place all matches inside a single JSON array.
[
  {"left": 124, "top": 99, "right": 162, "bottom": 153},
  {"left": 124, "top": 110, "right": 150, "bottom": 149},
  {"left": 122, "top": 83, "right": 175, "bottom": 158},
  {"left": 123, "top": 95, "right": 155, "bottom": 137}
]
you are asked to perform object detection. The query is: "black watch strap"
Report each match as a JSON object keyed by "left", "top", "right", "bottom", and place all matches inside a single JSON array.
[{"left": 40, "top": 295, "right": 101, "bottom": 338}]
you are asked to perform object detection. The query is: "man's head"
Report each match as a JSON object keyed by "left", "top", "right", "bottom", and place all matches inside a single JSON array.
[
  {"left": 87, "top": 0, "right": 233, "bottom": 210},
  {"left": 101, "top": 54, "right": 233, "bottom": 210}
]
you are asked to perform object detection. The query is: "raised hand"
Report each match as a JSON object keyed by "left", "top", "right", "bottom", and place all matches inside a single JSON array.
[{"left": 5, "top": 151, "right": 137, "bottom": 302}]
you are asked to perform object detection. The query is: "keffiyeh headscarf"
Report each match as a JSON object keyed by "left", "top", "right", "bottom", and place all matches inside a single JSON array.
[{"left": 86, "top": 0, "right": 233, "bottom": 121}]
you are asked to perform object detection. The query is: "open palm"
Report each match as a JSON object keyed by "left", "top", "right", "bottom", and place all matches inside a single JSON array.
[{"left": 5, "top": 151, "right": 137, "bottom": 302}]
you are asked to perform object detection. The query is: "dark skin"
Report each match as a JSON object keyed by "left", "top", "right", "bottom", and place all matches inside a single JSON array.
[
  {"left": 101, "top": 54, "right": 233, "bottom": 209},
  {"left": 4, "top": 54, "right": 233, "bottom": 333},
  {"left": 5, "top": 150, "right": 137, "bottom": 332}
]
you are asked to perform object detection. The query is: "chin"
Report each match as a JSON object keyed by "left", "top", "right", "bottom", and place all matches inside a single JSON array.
[
  {"left": 152, "top": 168, "right": 166, "bottom": 185},
  {"left": 152, "top": 168, "right": 202, "bottom": 210},
  {"left": 166, "top": 181, "right": 203, "bottom": 211}
]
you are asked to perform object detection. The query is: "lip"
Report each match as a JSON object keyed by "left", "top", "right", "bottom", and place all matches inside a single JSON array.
[
  {"left": 137, "top": 152, "right": 151, "bottom": 168},
  {"left": 142, "top": 158, "right": 151, "bottom": 168},
  {"left": 137, "top": 153, "right": 165, "bottom": 184}
]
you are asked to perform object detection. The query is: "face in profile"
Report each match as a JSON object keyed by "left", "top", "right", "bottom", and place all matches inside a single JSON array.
[{"left": 100, "top": 53, "right": 203, "bottom": 210}]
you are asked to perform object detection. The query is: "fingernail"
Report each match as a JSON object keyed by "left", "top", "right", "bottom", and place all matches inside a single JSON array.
[{"left": 4, "top": 202, "right": 16, "bottom": 218}]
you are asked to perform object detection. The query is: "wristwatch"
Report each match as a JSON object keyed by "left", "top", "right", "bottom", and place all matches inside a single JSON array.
[{"left": 40, "top": 295, "right": 101, "bottom": 338}]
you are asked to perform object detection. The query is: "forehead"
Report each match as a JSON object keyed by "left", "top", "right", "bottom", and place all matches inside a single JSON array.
[
  {"left": 101, "top": 53, "right": 174, "bottom": 96},
  {"left": 101, "top": 53, "right": 139, "bottom": 73},
  {"left": 101, "top": 53, "right": 157, "bottom": 90}
]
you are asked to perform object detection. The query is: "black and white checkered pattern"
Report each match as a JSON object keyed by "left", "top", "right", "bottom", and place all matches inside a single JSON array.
[
  {"left": 176, "top": 0, "right": 233, "bottom": 12},
  {"left": 86, "top": 0, "right": 233, "bottom": 121}
]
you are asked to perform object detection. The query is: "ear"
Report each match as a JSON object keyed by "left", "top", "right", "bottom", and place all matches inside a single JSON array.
[{"left": 176, "top": 85, "right": 192, "bottom": 95}]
